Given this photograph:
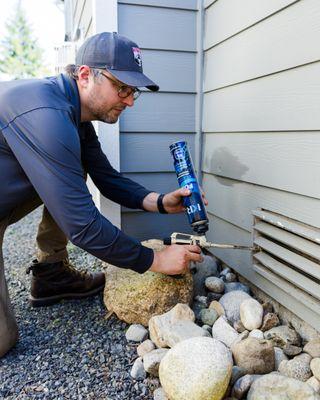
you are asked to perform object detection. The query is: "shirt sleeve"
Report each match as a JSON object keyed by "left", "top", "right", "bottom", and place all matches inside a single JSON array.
[
  {"left": 80, "top": 122, "right": 153, "bottom": 209},
  {"left": 2, "top": 108, "right": 154, "bottom": 273}
]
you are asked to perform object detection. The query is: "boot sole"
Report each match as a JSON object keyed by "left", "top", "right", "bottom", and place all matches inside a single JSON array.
[{"left": 29, "top": 283, "right": 105, "bottom": 307}]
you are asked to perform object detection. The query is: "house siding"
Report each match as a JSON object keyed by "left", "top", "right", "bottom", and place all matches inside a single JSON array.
[
  {"left": 118, "top": 0, "right": 199, "bottom": 240},
  {"left": 202, "top": 0, "right": 320, "bottom": 330}
]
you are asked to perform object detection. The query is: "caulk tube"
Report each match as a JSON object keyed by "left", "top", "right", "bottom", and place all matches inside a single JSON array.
[{"left": 169, "top": 141, "right": 209, "bottom": 235}]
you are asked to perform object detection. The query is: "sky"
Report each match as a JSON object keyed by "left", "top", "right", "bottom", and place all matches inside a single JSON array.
[{"left": 0, "top": 0, "right": 65, "bottom": 77}]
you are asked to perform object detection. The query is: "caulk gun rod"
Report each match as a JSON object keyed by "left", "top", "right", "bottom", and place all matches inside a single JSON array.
[{"left": 206, "top": 243, "right": 253, "bottom": 250}]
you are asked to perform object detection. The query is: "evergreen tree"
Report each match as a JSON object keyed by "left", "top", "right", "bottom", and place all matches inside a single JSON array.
[{"left": 0, "top": 3, "right": 46, "bottom": 79}]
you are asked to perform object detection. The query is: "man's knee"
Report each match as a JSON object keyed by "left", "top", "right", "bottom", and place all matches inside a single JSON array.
[{"left": 0, "top": 301, "right": 19, "bottom": 358}]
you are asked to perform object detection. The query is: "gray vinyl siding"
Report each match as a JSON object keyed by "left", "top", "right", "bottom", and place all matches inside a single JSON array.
[
  {"left": 69, "top": 0, "right": 92, "bottom": 40},
  {"left": 202, "top": 0, "right": 320, "bottom": 330},
  {"left": 118, "top": 0, "right": 199, "bottom": 241}
]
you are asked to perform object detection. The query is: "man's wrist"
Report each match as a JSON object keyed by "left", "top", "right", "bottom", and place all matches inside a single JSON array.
[{"left": 142, "top": 192, "right": 159, "bottom": 212}]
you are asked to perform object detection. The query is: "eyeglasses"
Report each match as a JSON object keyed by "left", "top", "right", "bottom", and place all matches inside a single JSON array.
[{"left": 99, "top": 72, "right": 141, "bottom": 100}]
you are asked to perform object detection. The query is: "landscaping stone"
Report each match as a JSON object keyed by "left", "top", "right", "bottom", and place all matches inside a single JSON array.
[
  {"left": 153, "top": 387, "right": 169, "bottom": 400},
  {"left": 305, "top": 340, "right": 320, "bottom": 358},
  {"left": 278, "top": 353, "right": 312, "bottom": 382},
  {"left": 137, "top": 339, "right": 156, "bottom": 358},
  {"left": 209, "top": 300, "right": 225, "bottom": 316},
  {"left": 247, "top": 373, "right": 320, "bottom": 400},
  {"left": 126, "top": 324, "right": 148, "bottom": 342},
  {"left": 240, "top": 298, "right": 263, "bottom": 331},
  {"left": 192, "top": 255, "right": 219, "bottom": 296},
  {"left": 224, "top": 283, "right": 251, "bottom": 295},
  {"left": 274, "top": 346, "right": 288, "bottom": 370},
  {"left": 219, "top": 290, "right": 251, "bottom": 325},
  {"left": 211, "top": 316, "right": 240, "bottom": 348},
  {"left": 307, "top": 377, "right": 320, "bottom": 394},
  {"left": 311, "top": 358, "right": 320, "bottom": 381},
  {"left": 143, "top": 349, "right": 168, "bottom": 377},
  {"left": 230, "top": 366, "right": 247, "bottom": 386},
  {"left": 200, "top": 308, "right": 219, "bottom": 326},
  {"left": 205, "top": 277, "right": 225, "bottom": 293},
  {"left": 249, "top": 329, "right": 264, "bottom": 340},
  {"left": 130, "top": 357, "right": 146, "bottom": 381},
  {"left": 232, "top": 374, "right": 261, "bottom": 400},
  {"left": 225, "top": 273, "right": 237, "bottom": 283},
  {"left": 264, "top": 325, "right": 301, "bottom": 347},
  {"left": 104, "top": 240, "right": 193, "bottom": 326},
  {"left": 159, "top": 337, "right": 233, "bottom": 400},
  {"left": 231, "top": 338, "right": 275, "bottom": 374},
  {"left": 163, "top": 320, "right": 210, "bottom": 348},
  {"left": 149, "top": 303, "right": 195, "bottom": 348},
  {"left": 260, "top": 313, "right": 279, "bottom": 332}
]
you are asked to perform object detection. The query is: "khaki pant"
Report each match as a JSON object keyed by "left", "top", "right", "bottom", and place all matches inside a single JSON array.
[{"left": 0, "top": 197, "right": 69, "bottom": 357}]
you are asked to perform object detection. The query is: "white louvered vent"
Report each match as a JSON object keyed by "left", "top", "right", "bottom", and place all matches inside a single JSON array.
[{"left": 252, "top": 209, "right": 320, "bottom": 315}]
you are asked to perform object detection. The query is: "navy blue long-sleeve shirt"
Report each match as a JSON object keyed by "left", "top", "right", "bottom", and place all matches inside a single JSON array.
[{"left": 0, "top": 73, "right": 154, "bottom": 273}]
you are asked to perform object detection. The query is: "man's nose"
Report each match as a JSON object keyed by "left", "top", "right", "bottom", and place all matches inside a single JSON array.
[{"left": 121, "top": 94, "right": 134, "bottom": 107}]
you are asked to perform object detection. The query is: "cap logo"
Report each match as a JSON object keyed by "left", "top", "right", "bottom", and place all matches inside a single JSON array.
[{"left": 132, "top": 47, "right": 142, "bottom": 67}]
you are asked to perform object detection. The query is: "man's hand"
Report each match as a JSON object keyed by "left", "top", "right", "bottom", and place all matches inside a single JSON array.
[
  {"left": 162, "top": 187, "right": 208, "bottom": 214},
  {"left": 149, "top": 244, "right": 203, "bottom": 275}
]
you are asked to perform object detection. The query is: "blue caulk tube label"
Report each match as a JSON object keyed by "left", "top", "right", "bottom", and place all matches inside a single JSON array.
[{"left": 169, "top": 141, "right": 208, "bottom": 234}]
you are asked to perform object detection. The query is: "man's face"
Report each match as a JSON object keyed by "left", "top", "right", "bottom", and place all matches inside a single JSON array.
[{"left": 79, "top": 68, "right": 136, "bottom": 123}]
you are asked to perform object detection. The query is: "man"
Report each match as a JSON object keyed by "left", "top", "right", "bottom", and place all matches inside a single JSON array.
[{"left": 0, "top": 32, "right": 204, "bottom": 357}]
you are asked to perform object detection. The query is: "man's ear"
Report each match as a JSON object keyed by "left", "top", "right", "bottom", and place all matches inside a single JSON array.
[{"left": 77, "top": 65, "right": 91, "bottom": 88}]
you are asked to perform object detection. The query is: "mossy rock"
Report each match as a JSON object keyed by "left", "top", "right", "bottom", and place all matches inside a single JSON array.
[{"left": 103, "top": 240, "right": 193, "bottom": 326}]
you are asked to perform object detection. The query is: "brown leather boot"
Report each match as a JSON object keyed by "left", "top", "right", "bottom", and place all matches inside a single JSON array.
[{"left": 26, "top": 259, "right": 105, "bottom": 307}]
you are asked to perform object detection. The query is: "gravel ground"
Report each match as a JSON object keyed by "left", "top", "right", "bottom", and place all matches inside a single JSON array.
[{"left": 0, "top": 207, "right": 158, "bottom": 399}]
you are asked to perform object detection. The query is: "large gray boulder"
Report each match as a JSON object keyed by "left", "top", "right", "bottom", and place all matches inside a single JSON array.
[{"left": 159, "top": 337, "right": 233, "bottom": 400}]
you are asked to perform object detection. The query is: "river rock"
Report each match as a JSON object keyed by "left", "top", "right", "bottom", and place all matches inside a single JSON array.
[
  {"left": 261, "top": 313, "right": 279, "bottom": 332},
  {"left": 264, "top": 325, "right": 301, "bottom": 347},
  {"left": 143, "top": 349, "right": 168, "bottom": 377},
  {"left": 193, "top": 255, "right": 219, "bottom": 296},
  {"left": 131, "top": 357, "right": 146, "bottom": 380},
  {"left": 305, "top": 340, "right": 320, "bottom": 358},
  {"left": 163, "top": 320, "right": 210, "bottom": 348},
  {"left": 274, "top": 347, "right": 288, "bottom": 370},
  {"left": 104, "top": 240, "right": 193, "bottom": 326},
  {"left": 209, "top": 300, "right": 225, "bottom": 316},
  {"left": 159, "top": 337, "right": 233, "bottom": 400},
  {"left": 247, "top": 373, "right": 320, "bottom": 400},
  {"left": 211, "top": 316, "right": 240, "bottom": 348},
  {"left": 225, "top": 273, "right": 237, "bottom": 283},
  {"left": 126, "top": 324, "right": 148, "bottom": 342},
  {"left": 233, "top": 320, "right": 246, "bottom": 333},
  {"left": 137, "top": 339, "right": 155, "bottom": 357},
  {"left": 249, "top": 329, "right": 264, "bottom": 340},
  {"left": 219, "top": 291, "right": 251, "bottom": 325},
  {"left": 278, "top": 353, "right": 312, "bottom": 381},
  {"left": 224, "top": 283, "right": 251, "bottom": 295},
  {"left": 231, "top": 366, "right": 247, "bottom": 385},
  {"left": 231, "top": 337, "right": 275, "bottom": 374},
  {"left": 283, "top": 344, "right": 303, "bottom": 356},
  {"left": 232, "top": 374, "right": 261, "bottom": 399},
  {"left": 240, "top": 298, "right": 263, "bottom": 330},
  {"left": 311, "top": 358, "right": 320, "bottom": 381},
  {"left": 149, "top": 303, "right": 195, "bottom": 348},
  {"left": 307, "top": 377, "right": 320, "bottom": 394},
  {"left": 153, "top": 387, "right": 169, "bottom": 400},
  {"left": 200, "top": 308, "right": 219, "bottom": 326},
  {"left": 205, "top": 277, "right": 225, "bottom": 293}
]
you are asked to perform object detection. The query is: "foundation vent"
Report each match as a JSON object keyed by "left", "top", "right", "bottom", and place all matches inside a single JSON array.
[{"left": 252, "top": 209, "right": 320, "bottom": 315}]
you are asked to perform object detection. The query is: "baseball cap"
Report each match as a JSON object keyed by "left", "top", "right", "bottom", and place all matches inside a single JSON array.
[{"left": 75, "top": 32, "right": 159, "bottom": 91}]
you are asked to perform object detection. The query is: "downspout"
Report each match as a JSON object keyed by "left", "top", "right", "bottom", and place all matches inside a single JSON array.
[{"left": 194, "top": 0, "right": 205, "bottom": 185}]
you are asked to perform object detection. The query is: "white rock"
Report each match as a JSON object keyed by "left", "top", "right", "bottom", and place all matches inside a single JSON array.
[
  {"left": 311, "top": 358, "right": 320, "bottom": 381},
  {"left": 130, "top": 357, "right": 146, "bottom": 380},
  {"left": 163, "top": 320, "right": 210, "bottom": 348},
  {"left": 149, "top": 303, "right": 195, "bottom": 348},
  {"left": 240, "top": 298, "right": 263, "bottom": 331},
  {"left": 249, "top": 329, "right": 264, "bottom": 340},
  {"left": 143, "top": 349, "right": 168, "bottom": 377},
  {"left": 159, "top": 337, "right": 233, "bottom": 400},
  {"left": 219, "top": 290, "right": 251, "bottom": 325},
  {"left": 211, "top": 316, "right": 240, "bottom": 348},
  {"left": 153, "top": 387, "right": 169, "bottom": 400},
  {"left": 225, "top": 272, "right": 237, "bottom": 283},
  {"left": 247, "top": 373, "right": 320, "bottom": 400},
  {"left": 137, "top": 339, "right": 156, "bottom": 358},
  {"left": 307, "top": 377, "right": 320, "bottom": 394},
  {"left": 126, "top": 324, "right": 148, "bottom": 342},
  {"left": 205, "top": 277, "right": 225, "bottom": 293}
]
